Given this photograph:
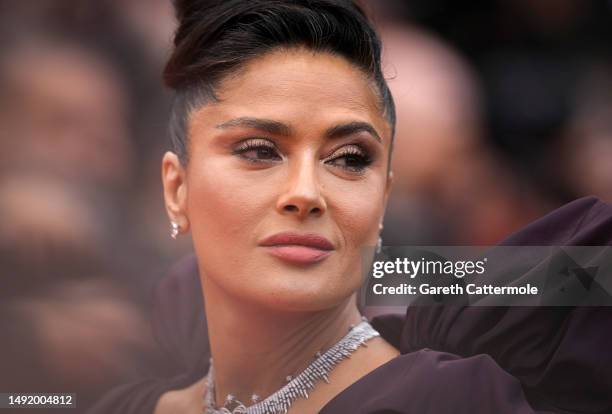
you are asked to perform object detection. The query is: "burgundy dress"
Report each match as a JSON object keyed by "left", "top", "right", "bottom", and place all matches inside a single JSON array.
[{"left": 88, "top": 196, "right": 612, "bottom": 414}]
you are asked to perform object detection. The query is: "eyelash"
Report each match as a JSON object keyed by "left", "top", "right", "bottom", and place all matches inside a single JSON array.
[
  {"left": 232, "top": 138, "right": 282, "bottom": 163},
  {"left": 324, "top": 145, "right": 373, "bottom": 174},
  {"left": 232, "top": 138, "right": 374, "bottom": 173}
]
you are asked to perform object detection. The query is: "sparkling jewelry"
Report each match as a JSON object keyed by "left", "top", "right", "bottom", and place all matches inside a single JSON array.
[
  {"left": 376, "top": 236, "right": 383, "bottom": 254},
  {"left": 376, "top": 222, "right": 384, "bottom": 254},
  {"left": 203, "top": 319, "right": 379, "bottom": 414},
  {"left": 170, "top": 221, "right": 180, "bottom": 239}
]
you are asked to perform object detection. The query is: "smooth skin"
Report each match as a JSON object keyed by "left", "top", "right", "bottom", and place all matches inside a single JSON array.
[{"left": 158, "top": 47, "right": 397, "bottom": 413}]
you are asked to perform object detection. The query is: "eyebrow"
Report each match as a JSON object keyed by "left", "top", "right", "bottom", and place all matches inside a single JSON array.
[
  {"left": 215, "top": 117, "right": 382, "bottom": 143},
  {"left": 324, "top": 121, "right": 382, "bottom": 143},
  {"left": 215, "top": 117, "right": 291, "bottom": 136}
]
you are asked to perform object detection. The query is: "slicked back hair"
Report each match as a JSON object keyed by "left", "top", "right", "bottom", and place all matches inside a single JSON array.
[{"left": 164, "top": 0, "right": 396, "bottom": 172}]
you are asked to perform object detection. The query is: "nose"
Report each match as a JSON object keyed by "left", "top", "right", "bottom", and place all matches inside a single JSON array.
[{"left": 276, "top": 154, "right": 327, "bottom": 220}]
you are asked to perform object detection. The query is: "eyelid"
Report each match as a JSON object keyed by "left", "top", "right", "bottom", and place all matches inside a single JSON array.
[
  {"left": 231, "top": 139, "right": 374, "bottom": 172},
  {"left": 233, "top": 137, "right": 277, "bottom": 151},
  {"left": 322, "top": 143, "right": 374, "bottom": 177},
  {"left": 232, "top": 137, "right": 284, "bottom": 164},
  {"left": 324, "top": 143, "right": 368, "bottom": 161}
]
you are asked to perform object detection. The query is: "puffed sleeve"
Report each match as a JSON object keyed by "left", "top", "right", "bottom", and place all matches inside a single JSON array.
[
  {"left": 87, "top": 255, "right": 209, "bottom": 414},
  {"left": 398, "top": 197, "right": 612, "bottom": 414},
  {"left": 321, "top": 349, "right": 549, "bottom": 414}
]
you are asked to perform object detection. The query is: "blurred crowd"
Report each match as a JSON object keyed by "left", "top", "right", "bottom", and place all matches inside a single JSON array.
[{"left": 0, "top": 0, "right": 610, "bottom": 412}]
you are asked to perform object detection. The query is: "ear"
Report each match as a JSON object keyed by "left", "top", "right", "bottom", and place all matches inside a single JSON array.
[{"left": 161, "top": 151, "right": 190, "bottom": 234}]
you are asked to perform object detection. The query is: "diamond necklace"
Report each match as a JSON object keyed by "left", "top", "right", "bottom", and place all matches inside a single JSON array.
[{"left": 203, "top": 319, "right": 379, "bottom": 414}]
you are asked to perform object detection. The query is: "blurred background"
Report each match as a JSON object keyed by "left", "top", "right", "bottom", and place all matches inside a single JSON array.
[{"left": 0, "top": 0, "right": 610, "bottom": 412}]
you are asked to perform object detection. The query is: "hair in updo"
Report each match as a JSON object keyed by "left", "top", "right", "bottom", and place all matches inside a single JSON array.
[{"left": 164, "top": 0, "right": 396, "bottom": 168}]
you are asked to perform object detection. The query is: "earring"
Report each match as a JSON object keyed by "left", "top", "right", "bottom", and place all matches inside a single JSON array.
[
  {"left": 170, "top": 221, "right": 180, "bottom": 239},
  {"left": 376, "top": 222, "right": 383, "bottom": 254}
]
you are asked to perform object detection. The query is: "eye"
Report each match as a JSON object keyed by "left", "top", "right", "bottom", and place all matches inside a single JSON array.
[
  {"left": 324, "top": 144, "right": 373, "bottom": 174},
  {"left": 232, "top": 138, "right": 282, "bottom": 163}
]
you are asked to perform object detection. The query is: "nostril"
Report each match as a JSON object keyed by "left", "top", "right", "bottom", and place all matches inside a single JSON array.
[{"left": 284, "top": 205, "right": 299, "bottom": 212}]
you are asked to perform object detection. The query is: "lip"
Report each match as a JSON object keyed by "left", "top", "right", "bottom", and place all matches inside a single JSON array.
[{"left": 259, "top": 232, "right": 334, "bottom": 265}]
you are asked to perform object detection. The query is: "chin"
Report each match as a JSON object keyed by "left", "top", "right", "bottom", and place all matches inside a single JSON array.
[{"left": 248, "top": 276, "right": 361, "bottom": 313}]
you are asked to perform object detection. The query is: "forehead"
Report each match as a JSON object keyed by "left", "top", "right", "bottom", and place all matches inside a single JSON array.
[{"left": 191, "top": 48, "right": 390, "bottom": 140}]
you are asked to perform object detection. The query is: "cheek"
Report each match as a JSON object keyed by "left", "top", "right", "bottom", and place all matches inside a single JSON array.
[
  {"left": 324, "top": 177, "right": 385, "bottom": 294},
  {"left": 329, "top": 178, "right": 384, "bottom": 249},
  {"left": 185, "top": 158, "right": 270, "bottom": 246}
]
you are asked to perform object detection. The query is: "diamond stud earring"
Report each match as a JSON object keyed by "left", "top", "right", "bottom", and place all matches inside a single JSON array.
[
  {"left": 376, "top": 222, "right": 383, "bottom": 254},
  {"left": 170, "top": 221, "right": 180, "bottom": 239}
]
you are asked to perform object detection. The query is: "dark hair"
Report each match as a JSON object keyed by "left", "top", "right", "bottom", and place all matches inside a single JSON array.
[{"left": 164, "top": 0, "right": 396, "bottom": 172}]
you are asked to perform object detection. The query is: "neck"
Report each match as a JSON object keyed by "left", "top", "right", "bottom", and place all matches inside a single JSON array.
[{"left": 201, "top": 277, "right": 363, "bottom": 406}]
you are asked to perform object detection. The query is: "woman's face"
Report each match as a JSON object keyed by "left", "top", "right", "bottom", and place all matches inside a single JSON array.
[{"left": 163, "top": 48, "right": 393, "bottom": 311}]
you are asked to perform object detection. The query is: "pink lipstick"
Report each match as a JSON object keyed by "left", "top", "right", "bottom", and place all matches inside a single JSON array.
[{"left": 258, "top": 232, "right": 334, "bottom": 265}]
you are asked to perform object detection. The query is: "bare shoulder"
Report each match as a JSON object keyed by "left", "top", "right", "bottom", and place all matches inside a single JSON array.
[{"left": 153, "top": 377, "right": 207, "bottom": 414}]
